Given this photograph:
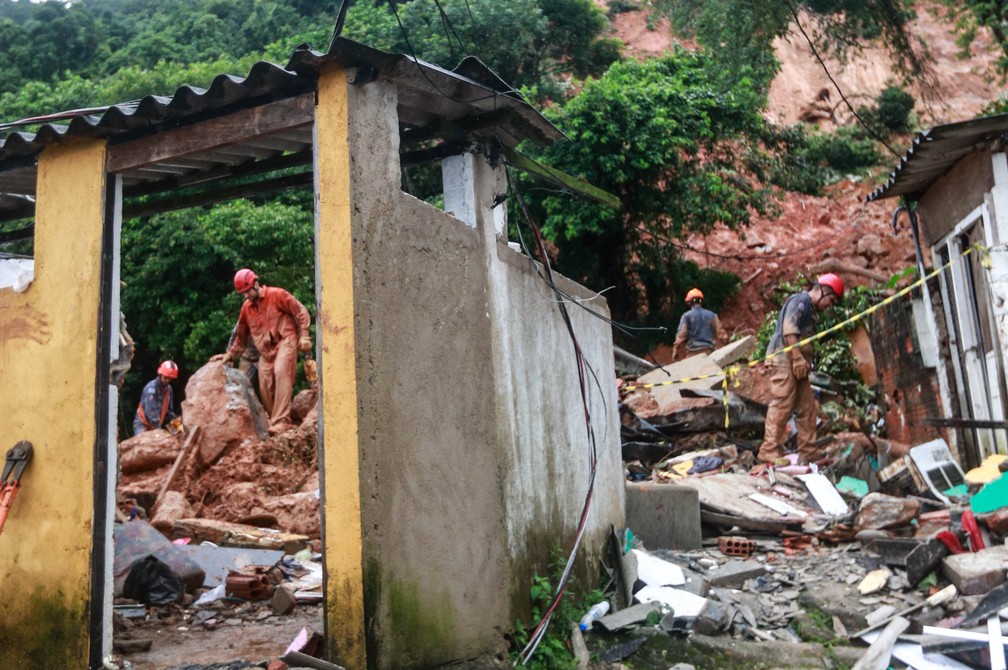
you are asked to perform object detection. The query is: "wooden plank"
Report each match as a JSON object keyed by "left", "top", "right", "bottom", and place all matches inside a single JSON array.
[
  {"left": 107, "top": 93, "right": 314, "bottom": 173},
  {"left": 503, "top": 145, "right": 620, "bottom": 209},
  {"left": 151, "top": 425, "right": 201, "bottom": 512}
]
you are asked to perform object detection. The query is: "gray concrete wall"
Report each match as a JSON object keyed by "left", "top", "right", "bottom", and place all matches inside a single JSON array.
[{"left": 343, "top": 78, "right": 623, "bottom": 669}]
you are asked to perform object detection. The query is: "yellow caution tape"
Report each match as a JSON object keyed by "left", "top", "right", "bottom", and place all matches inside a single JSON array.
[{"left": 621, "top": 243, "right": 984, "bottom": 428}]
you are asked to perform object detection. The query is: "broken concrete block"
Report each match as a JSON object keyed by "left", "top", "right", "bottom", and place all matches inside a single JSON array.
[
  {"left": 864, "top": 537, "right": 948, "bottom": 586},
  {"left": 708, "top": 335, "right": 757, "bottom": 368},
  {"left": 271, "top": 584, "right": 297, "bottom": 615},
  {"left": 942, "top": 545, "right": 1008, "bottom": 595},
  {"left": 855, "top": 492, "right": 920, "bottom": 530},
  {"left": 150, "top": 490, "right": 193, "bottom": 534},
  {"left": 694, "top": 599, "right": 735, "bottom": 635},
  {"left": 596, "top": 602, "right": 661, "bottom": 632},
  {"left": 635, "top": 356, "right": 724, "bottom": 410},
  {"left": 708, "top": 560, "right": 765, "bottom": 588},
  {"left": 624, "top": 482, "right": 702, "bottom": 551}
]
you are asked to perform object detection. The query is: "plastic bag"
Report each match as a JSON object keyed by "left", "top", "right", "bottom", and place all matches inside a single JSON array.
[{"left": 123, "top": 554, "right": 184, "bottom": 605}]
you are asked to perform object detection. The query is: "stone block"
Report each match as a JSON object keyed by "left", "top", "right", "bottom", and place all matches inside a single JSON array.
[
  {"left": 625, "top": 482, "right": 702, "bottom": 551},
  {"left": 709, "top": 336, "right": 758, "bottom": 368},
  {"left": 708, "top": 560, "right": 765, "bottom": 587},
  {"left": 942, "top": 545, "right": 1008, "bottom": 595}
]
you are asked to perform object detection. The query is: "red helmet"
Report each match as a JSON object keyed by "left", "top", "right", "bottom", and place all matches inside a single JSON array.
[
  {"left": 685, "top": 288, "right": 704, "bottom": 303},
  {"left": 233, "top": 268, "right": 257, "bottom": 293},
  {"left": 157, "top": 360, "right": 178, "bottom": 379},
  {"left": 817, "top": 273, "right": 844, "bottom": 299}
]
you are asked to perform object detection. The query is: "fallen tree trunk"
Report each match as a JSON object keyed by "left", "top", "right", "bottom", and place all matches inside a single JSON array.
[{"left": 172, "top": 518, "right": 308, "bottom": 553}]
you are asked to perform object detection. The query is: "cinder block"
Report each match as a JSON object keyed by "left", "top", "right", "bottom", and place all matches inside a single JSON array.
[
  {"left": 941, "top": 545, "right": 1008, "bottom": 595},
  {"left": 625, "top": 482, "right": 702, "bottom": 550}
]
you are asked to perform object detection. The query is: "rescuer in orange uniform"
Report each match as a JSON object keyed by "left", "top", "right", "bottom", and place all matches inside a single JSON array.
[
  {"left": 670, "top": 288, "right": 728, "bottom": 360},
  {"left": 758, "top": 273, "right": 844, "bottom": 465},
  {"left": 213, "top": 268, "right": 312, "bottom": 433}
]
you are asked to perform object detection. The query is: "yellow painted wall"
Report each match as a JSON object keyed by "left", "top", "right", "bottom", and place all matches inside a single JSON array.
[
  {"left": 315, "top": 65, "right": 367, "bottom": 670},
  {"left": 0, "top": 139, "right": 107, "bottom": 666}
]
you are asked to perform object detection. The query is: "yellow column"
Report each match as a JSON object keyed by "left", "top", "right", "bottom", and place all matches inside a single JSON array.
[
  {"left": 0, "top": 138, "right": 107, "bottom": 666},
  {"left": 315, "top": 65, "right": 366, "bottom": 669}
]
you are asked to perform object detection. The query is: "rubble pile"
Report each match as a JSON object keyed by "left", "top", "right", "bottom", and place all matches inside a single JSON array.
[
  {"left": 117, "top": 361, "right": 320, "bottom": 540},
  {"left": 605, "top": 343, "right": 1008, "bottom": 668}
]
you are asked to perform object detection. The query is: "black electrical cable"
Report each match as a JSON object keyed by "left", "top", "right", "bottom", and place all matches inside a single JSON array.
[
  {"left": 386, "top": 0, "right": 522, "bottom": 104},
  {"left": 504, "top": 162, "right": 604, "bottom": 665}
]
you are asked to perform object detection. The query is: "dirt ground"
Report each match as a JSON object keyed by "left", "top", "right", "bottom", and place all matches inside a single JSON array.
[{"left": 117, "top": 602, "right": 323, "bottom": 669}]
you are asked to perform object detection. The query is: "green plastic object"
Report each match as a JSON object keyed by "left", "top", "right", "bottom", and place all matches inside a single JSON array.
[
  {"left": 971, "top": 471, "right": 1008, "bottom": 514},
  {"left": 836, "top": 476, "right": 869, "bottom": 498},
  {"left": 943, "top": 484, "right": 969, "bottom": 499}
]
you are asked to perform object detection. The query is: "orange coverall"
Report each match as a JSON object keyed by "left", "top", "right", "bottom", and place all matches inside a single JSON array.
[{"left": 228, "top": 285, "right": 311, "bottom": 430}]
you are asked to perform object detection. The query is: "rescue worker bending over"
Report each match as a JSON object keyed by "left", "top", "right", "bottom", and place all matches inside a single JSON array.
[
  {"left": 670, "top": 288, "right": 728, "bottom": 360},
  {"left": 134, "top": 360, "right": 179, "bottom": 435},
  {"left": 758, "top": 273, "right": 843, "bottom": 465},
  {"left": 212, "top": 268, "right": 312, "bottom": 434}
]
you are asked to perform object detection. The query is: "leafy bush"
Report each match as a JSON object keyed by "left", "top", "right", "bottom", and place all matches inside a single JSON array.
[
  {"left": 874, "top": 85, "right": 915, "bottom": 133},
  {"left": 856, "top": 85, "right": 916, "bottom": 136},
  {"left": 510, "top": 546, "right": 605, "bottom": 670},
  {"left": 758, "top": 124, "right": 881, "bottom": 194}
]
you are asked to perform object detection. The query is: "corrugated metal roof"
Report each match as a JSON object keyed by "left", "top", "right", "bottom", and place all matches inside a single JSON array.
[
  {"left": 867, "top": 112, "right": 1008, "bottom": 202},
  {"left": 0, "top": 38, "right": 563, "bottom": 219}
]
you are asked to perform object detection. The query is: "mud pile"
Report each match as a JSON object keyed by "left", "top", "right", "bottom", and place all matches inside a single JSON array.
[{"left": 117, "top": 361, "right": 320, "bottom": 541}]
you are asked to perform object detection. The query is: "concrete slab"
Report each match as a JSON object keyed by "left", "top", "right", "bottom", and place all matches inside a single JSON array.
[
  {"left": 943, "top": 545, "right": 1008, "bottom": 595},
  {"left": 709, "top": 335, "right": 758, "bottom": 368},
  {"left": 625, "top": 482, "right": 702, "bottom": 551},
  {"left": 708, "top": 560, "right": 765, "bottom": 587},
  {"left": 636, "top": 356, "right": 724, "bottom": 409}
]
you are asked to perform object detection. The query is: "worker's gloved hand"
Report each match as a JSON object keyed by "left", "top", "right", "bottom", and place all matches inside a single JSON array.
[
  {"left": 168, "top": 417, "right": 184, "bottom": 436},
  {"left": 298, "top": 336, "right": 312, "bottom": 354},
  {"left": 210, "top": 353, "right": 233, "bottom": 367},
  {"left": 791, "top": 354, "right": 810, "bottom": 380}
]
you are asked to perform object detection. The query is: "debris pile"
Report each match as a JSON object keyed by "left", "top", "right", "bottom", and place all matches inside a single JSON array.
[
  {"left": 604, "top": 343, "right": 1008, "bottom": 668},
  {"left": 117, "top": 361, "right": 320, "bottom": 540},
  {"left": 112, "top": 361, "right": 326, "bottom": 667}
]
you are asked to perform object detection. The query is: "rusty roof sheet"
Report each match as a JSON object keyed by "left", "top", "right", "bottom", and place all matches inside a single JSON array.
[
  {"left": 867, "top": 112, "right": 1008, "bottom": 202},
  {"left": 0, "top": 37, "right": 561, "bottom": 167}
]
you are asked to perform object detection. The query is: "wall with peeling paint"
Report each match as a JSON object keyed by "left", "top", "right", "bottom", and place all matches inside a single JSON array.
[{"left": 0, "top": 139, "right": 107, "bottom": 667}]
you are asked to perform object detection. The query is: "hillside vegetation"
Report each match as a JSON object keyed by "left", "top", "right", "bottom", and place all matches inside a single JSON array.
[{"left": 0, "top": 0, "right": 1004, "bottom": 424}]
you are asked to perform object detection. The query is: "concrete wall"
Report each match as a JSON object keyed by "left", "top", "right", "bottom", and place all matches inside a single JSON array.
[
  {"left": 316, "top": 66, "right": 624, "bottom": 669},
  {"left": 0, "top": 139, "right": 109, "bottom": 667}
]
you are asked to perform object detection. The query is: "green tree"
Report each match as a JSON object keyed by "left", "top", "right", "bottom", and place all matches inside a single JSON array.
[
  {"left": 120, "top": 199, "right": 314, "bottom": 414},
  {"left": 941, "top": 0, "right": 1008, "bottom": 80},
  {"left": 527, "top": 49, "right": 768, "bottom": 336},
  {"left": 343, "top": 0, "right": 619, "bottom": 100},
  {"left": 652, "top": 0, "right": 931, "bottom": 94}
]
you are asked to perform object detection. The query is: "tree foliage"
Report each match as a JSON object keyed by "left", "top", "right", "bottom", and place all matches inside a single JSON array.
[
  {"left": 652, "top": 0, "right": 932, "bottom": 93},
  {"left": 120, "top": 199, "right": 314, "bottom": 417},
  {"left": 522, "top": 49, "right": 768, "bottom": 339},
  {"left": 343, "top": 0, "right": 620, "bottom": 100}
]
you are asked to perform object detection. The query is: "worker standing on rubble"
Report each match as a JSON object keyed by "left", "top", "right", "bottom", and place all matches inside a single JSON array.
[
  {"left": 670, "top": 288, "right": 728, "bottom": 360},
  {"left": 133, "top": 360, "right": 179, "bottom": 435},
  {"left": 227, "top": 320, "right": 260, "bottom": 388},
  {"left": 212, "top": 268, "right": 312, "bottom": 434},
  {"left": 757, "top": 273, "right": 844, "bottom": 465}
]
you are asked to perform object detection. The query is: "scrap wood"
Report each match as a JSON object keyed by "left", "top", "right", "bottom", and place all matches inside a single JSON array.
[
  {"left": 852, "top": 616, "right": 909, "bottom": 670},
  {"left": 172, "top": 517, "right": 309, "bottom": 552},
  {"left": 152, "top": 425, "right": 201, "bottom": 513}
]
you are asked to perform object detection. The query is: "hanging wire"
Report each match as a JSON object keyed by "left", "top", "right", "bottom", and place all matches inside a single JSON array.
[{"left": 786, "top": 3, "right": 901, "bottom": 159}]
